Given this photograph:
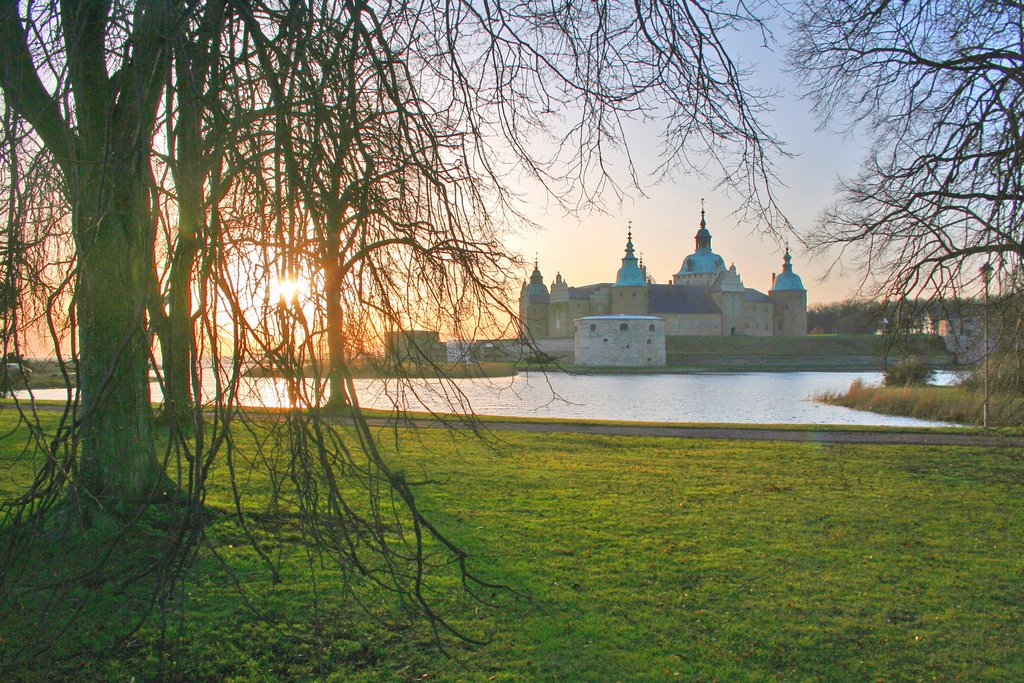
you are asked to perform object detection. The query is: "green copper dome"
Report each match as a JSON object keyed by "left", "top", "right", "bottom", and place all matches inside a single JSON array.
[
  {"left": 770, "top": 248, "right": 806, "bottom": 292},
  {"left": 525, "top": 261, "right": 550, "bottom": 300},
  {"left": 675, "top": 208, "right": 726, "bottom": 277}
]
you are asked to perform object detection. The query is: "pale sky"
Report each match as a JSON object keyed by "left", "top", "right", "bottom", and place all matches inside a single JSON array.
[{"left": 507, "top": 17, "right": 868, "bottom": 306}]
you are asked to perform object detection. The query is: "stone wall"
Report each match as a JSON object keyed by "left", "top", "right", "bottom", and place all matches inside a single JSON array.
[{"left": 575, "top": 315, "right": 666, "bottom": 366}]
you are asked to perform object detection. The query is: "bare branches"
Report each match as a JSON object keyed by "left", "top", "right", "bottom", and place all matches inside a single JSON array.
[
  {"left": 791, "top": 0, "right": 1024, "bottom": 299},
  {"left": 0, "top": 0, "right": 782, "bottom": 673}
]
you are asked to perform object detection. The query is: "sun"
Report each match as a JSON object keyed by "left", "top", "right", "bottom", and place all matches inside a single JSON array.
[{"left": 272, "top": 276, "right": 308, "bottom": 304}]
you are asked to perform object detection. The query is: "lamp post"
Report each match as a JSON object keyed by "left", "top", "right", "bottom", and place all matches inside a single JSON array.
[{"left": 980, "top": 261, "right": 994, "bottom": 427}]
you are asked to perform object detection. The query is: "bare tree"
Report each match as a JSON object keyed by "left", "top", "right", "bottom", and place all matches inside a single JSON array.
[
  {"left": 0, "top": 0, "right": 784, "bottom": 675},
  {"left": 790, "top": 0, "right": 1024, "bottom": 302}
]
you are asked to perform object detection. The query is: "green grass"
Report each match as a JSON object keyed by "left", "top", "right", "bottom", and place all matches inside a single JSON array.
[
  {"left": 1, "top": 413, "right": 1022, "bottom": 681},
  {"left": 664, "top": 334, "right": 952, "bottom": 370}
]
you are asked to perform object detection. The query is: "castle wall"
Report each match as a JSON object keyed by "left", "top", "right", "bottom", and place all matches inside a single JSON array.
[
  {"left": 548, "top": 299, "right": 593, "bottom": 339},
  {"left": 711, "top": 290, "right": 745, "bottom": 336},
  {"left": 609, "top": 286, "right": 649, "bottom": 315},
  {"left": 521, "top": 301, "right": 550, "bottom": 340},
  {"left": 661, "top": 314, "right": 722, "bottom": 336},
  {"left": 770, "top": 291, "right": 808, "bottom": 336},
  {"left": 575, "top": 316, "right": 666, "bottom": 366},
  {"left": 742, "top": 301, "right": 775, "bottom": 337}
]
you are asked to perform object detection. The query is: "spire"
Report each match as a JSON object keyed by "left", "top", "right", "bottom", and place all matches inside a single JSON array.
[
  {"left": 695, "top": 202, "right": 712, "bottom": 251},
  {"left": 782, "top": 243, "right": 793, "bottom": 272},
  {"left": 614, "top": 222, "right": 646, "bottom": 286}
]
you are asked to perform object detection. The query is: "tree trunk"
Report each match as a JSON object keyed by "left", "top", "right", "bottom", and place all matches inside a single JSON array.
[
  {"left": 76, "top": 181, "right": 162, "bottom": 506},
  {"left": 160, "top": 229, "right": 200, "bottom": 423},
  {"left": 324, "top": 247, "right": 350, "bottom": 409}
]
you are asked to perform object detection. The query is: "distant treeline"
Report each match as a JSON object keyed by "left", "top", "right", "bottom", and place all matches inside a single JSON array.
[{"left": 808, "top": 298, "right": 960, "bottom": 335}]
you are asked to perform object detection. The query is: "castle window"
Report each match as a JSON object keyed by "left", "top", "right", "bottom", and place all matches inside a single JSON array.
[
  {"left": 619, "top": 323, "right": 629, "bottom": 331},
  {"left": 632, "top": 292, "right": 636, "bottom": 298},
  {"left": 590, "top": 323, "right": 596, "bottom": 332},
  {"left": 646, "top": 339, "right": 652, "bottom": 344},
  {"left": 648, "top": 324, "right": 656, "bottom": 332}
]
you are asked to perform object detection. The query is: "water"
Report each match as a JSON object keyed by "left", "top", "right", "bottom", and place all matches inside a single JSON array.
[
  {"left": 352, "top": 371, "right": 957, "bottom": 426},
  {"left": 17, "top": 370, "right": 960, "bottom": 427}
]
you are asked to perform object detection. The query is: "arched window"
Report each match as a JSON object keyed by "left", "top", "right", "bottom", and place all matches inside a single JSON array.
[
  {"left": 619, "top": 323, "right": 628, "bottom": 331},
  {"left": 648, "top": 324, "right": 655, "bottom": 332},
  {"left": 589, "top": 323, "right": 596, "bottom": 332}
]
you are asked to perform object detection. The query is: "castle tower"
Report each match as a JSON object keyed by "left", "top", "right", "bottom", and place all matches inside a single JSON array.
[
  {"left": 519, "top": 260, "right": 551, "bottom": 339},
  {"left": 673, "top": 205, "right": 727, "bottom": 287},
  {"left": 710, "top": 264, "right": 747, "bottom": 336},
  {"left": 769, "top": 247, "right": 808, "bottom": 336},
  {"left": 610, "top": 227, "right": 649, "bottom": 315}
]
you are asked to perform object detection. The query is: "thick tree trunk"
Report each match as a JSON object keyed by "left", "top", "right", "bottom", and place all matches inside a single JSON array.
[
  {"left": 324, "top": 250, "right": 350, "bottom": 409},
  {"left": 76, "top": 185, "right": 162, "bottom": 506},
  {"left": 161, "top": 233, "right": 200, "bottom": 423}
]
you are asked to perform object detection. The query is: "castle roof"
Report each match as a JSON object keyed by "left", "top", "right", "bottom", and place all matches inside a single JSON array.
[
  {"left": 675, "top": 208, "right": 726, "bottom": 278},
  {"left": 525, "top": 261, "right": 549, "bottom": 301},
  {"left": 769, "top": 247, "right": 806, "bottom": 293},
  {"left": 568, "top": 283, "right": 610, "bottom": 299},
  {"left": 614, "top": 229, "right": 647, "bottom": 287},
  {"left": 648, "top": 284, "right": 720, "bottom": 315}
]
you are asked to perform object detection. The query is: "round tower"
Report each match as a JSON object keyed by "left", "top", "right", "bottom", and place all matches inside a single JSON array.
[
  {"left": 610, "top": 227, "right": 649, "bottom": 315},
  {"left": 768, "top": 247, "right": 808, "bottom": 336},
  {"left": 519, "top": 260, "right": 551, "bottom": 339}
]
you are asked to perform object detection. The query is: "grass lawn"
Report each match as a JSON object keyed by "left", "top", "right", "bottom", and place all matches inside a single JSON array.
[{"left": 1, "top": 412, "right": 1022, "bottom": 681}]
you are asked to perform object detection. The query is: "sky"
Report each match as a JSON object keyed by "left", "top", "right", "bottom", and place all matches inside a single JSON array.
[{"left": 506, "top": 15, "right": 869, "bottom": 307}]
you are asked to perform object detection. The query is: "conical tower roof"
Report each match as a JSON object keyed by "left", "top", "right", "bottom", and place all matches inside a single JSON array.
[{"left": 614, "top": 227, "right": 647, "bottom": 286}]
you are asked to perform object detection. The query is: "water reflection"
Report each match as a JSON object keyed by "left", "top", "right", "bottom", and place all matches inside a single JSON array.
[{"left": 17, "top": 369, "right": 959, "bottom": 427}]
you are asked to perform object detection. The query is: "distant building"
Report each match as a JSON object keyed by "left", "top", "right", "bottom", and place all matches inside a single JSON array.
[
  {"left": 385, "top": 330, "right": 447, "bottom": 364},
  {"left": 520, "top": 208, "right": 808, "bottom": 341}
]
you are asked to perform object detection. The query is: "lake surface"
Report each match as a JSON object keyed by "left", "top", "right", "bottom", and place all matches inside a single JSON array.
[{"left": 18, "top": 370, "right": 960, "bottom": 427}]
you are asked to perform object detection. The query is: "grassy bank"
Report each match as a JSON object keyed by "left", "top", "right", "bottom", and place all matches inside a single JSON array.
[
  {"left": 2, "top": 414, "right": 1022, "bottom": 680},
  {"left": 819, "top": 379, "right": 1024, "bottom": 427},
  {"left": 665, "top": 334, "right": 952, "bottom": 371}
]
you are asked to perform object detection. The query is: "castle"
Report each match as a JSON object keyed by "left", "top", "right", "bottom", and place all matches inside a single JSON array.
[{"left": 520, "top": 208, "right": 808, "bottom": 342}]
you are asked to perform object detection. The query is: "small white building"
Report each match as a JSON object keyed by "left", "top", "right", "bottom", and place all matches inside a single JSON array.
[{"left": 575, "top": 315, "right": 666, "bottom": 367}]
